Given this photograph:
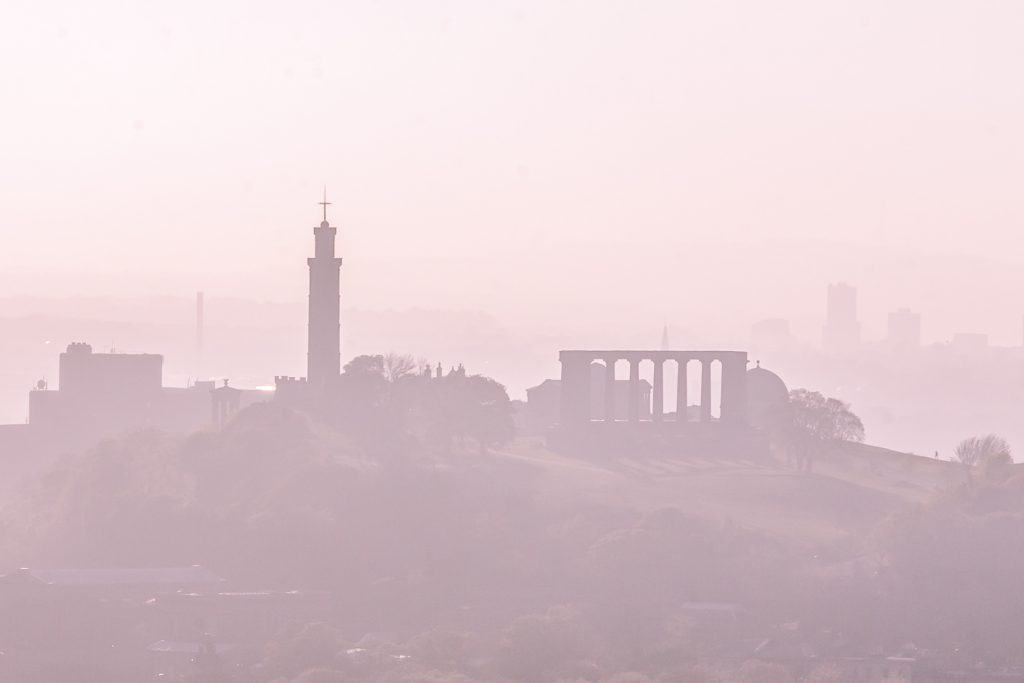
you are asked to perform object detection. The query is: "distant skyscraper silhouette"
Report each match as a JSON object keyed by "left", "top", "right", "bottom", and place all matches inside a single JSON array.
[
  {"left": 307, "top": 188, "right": 343, "bottom": 386},
  {"left": 660, "top": 325, "right": 670, "bottom": 350},
  {"left": 822, "top": 282, "right": 860, "bottom": 354}
]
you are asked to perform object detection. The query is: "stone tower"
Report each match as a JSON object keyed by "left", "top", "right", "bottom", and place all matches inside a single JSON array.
[{"left": 307, "top": 189, "right": 343, "bottom": 386}]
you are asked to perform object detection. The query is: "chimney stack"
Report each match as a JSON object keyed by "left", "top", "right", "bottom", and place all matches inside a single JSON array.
[{"left": 196, "top": 291, "right": 204, "bottom": 379}]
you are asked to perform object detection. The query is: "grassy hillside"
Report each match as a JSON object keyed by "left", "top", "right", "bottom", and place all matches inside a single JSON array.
[{"left": 493, "top": 437, "right": 965, "bottom": 546}]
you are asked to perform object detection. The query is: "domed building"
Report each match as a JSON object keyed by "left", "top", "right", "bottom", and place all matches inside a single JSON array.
[{"left": 747, "top": 362, "right": 789, "bottom": 429}]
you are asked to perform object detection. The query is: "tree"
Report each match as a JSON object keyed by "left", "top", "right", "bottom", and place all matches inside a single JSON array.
[
  {"left": 439, "top": 374, "right": 515, "bottom": 454},
  {"left": 772, "top": 389, "right": 864, "bottom": 471},
  {"left": 341, "top": 354, "right": 386, "bottom": 380},
  {"left": 397, "top": 369, "right": 515, "bottom": 454},
  {"left": 954, "top": 434, "right": 1010, "bottom": 468},
  {"left": 788, "top": 389, "right": 864, "bottom": 443},
  {"left": 877, "top": 493, "right": 1024, "bottom": 662},
  {"left": 331, "top": 355, "right": 392, "bottom": 437},
  {"left": 329, "top": 354, "right": 517, "bottom": 457},
  {"left": 954, "top": 434, "right": 1011, "bottom": 486},
  {"left": 382, "top": 352, "right": 421, "bottom": 383}
]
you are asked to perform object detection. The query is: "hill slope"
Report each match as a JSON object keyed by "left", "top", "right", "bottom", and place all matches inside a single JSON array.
[{"left": 492, "top": 438, "right": 964, "bottom": 546}]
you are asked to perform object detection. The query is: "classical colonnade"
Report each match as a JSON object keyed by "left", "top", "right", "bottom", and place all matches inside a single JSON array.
[{"left": 558, "top": 350, "right": 748, "bottom": 426}]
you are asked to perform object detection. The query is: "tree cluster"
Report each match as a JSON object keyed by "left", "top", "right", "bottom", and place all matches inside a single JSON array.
[
  {"left": 328, "top": 353, "right": 515, "bottom": 456},
  {"left": 769, "top": 389, "right": 865, "bottom": 470}
]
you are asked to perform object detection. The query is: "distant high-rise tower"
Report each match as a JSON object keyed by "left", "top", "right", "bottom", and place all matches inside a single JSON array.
[
  {"left": 660, "top": 324, "right": 670, "bottom": 350},
  {"left": 822, "top": 282, "right": 860, "bottom": 354},
  {"left": 307, "top": 189, "right": 343, "bottom": 386}
]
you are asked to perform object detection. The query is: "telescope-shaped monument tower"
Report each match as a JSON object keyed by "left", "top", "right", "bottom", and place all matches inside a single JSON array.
[{"left": 307, "top": 188, "right": 343, "bottom": 386}]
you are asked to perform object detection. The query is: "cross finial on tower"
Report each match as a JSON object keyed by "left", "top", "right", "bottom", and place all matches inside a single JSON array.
[{"left": 318, "top": 186, "right": 331, "bottom": 223}]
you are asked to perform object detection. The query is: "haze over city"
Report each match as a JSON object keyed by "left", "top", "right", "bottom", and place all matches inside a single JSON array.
[
  {"left": 4, "top": 2, "right": 1024, "bottom": 682},
  {"left": 5, "top": 1, "right": 1024, "bottom": 331}
]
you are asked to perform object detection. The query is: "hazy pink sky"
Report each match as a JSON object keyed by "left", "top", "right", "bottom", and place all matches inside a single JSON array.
[{"left": 4, "top": 1, "right": 1024, "bottom": 344}]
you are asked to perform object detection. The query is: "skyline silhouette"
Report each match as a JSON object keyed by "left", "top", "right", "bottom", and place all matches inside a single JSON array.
[{"left": 5, "top": 3, "right": 1024, "bottom": 681}]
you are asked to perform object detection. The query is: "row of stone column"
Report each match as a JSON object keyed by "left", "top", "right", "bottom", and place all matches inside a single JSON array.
[{"left": 559, "top": 350, "right": 748, "bottom": 426}]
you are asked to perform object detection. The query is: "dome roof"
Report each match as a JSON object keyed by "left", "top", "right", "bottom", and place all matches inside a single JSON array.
[{"left": 747, "top": 364, "right": 789, "bottom": 406}]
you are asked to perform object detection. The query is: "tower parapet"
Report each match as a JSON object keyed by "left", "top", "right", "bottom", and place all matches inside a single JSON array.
[{"left": 274, "top": 375, "right": 309, "bottom": 404}]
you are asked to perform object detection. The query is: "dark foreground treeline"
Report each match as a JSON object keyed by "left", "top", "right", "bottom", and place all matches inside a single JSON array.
[{"left": 0, "top": 364, "right": 1022, "bottom": 681}]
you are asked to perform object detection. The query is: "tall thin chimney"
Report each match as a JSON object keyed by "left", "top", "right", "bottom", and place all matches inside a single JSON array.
[{"left": 196, "top": 291, "right": 204, "bottom": 380}]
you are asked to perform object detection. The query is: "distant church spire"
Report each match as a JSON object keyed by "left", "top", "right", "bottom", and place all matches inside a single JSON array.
[{"left": 660, "top": 324, "right": 670, "bottom": 351}]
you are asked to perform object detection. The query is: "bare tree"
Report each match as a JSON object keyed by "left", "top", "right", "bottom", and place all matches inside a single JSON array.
[
  {"left": 954, "top": 434, "right": 1011, "bottom": 487},
  {"left": 954, "top": 434, "right": 1010, "bottom": 468},
  {"left": 382, "top": 352, "right": 419, "bottom": 383}
]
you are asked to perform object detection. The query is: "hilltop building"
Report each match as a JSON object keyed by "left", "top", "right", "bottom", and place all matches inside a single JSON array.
[
  {"left": 29, "top": 342, "right": 162, "bottom": 439},
  {"left": 24, "top": 343, "right": 265, "bottom": 449},
  {"left": 524, "top": 363, "right": 652, "bottom": 434},
  {"left": 746, "top": 362, "right": 789, "bottom": 430},
  {"left": 529, "top": 349, "right": 785, "bottom": 456}
]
